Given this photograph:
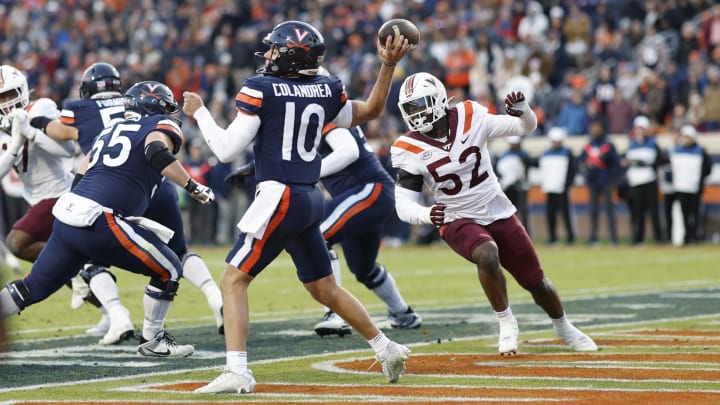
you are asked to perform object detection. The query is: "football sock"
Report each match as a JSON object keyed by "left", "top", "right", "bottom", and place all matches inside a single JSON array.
[
  {"left": 495, "top": 306, "right": 515, "bottom": 321},
  {"left": 227, "top": 351, "right": 247, "bottom": 374},
  {"left": 371, "top": 271, "right": 408, "bottom": 314},
  {"left": 0, "top": 288, "right": 20, "bottom": 317},
  {"left": 368, "top": 332, "right": 391, "bottom": 353},
  {"left": 89, "top": 271, "right": 123, "bottom": 310},
  {"left": 142, "top": 286, "right": 171, "bottom": 340},
  {"left": 182, "top": 253, "right": 222, "bottom": 311}
]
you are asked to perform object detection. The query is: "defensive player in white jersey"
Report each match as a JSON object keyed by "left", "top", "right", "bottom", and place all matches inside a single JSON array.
[
  {"left": 0, "top": 65, "right": 75, "bottom": 264},
  {"left": 390, "top": 72, "right": 597, "bottom": 355},
  {"left": 184, "top": 20, "right": 413, "bottom": 393}
]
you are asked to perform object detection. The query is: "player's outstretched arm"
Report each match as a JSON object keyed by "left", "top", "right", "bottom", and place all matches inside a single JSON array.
[
  {"left": 183, "top": 91, "right": 258, "bottom": 163},
  {"left": 348, "top": 36, "right": 412, "bottom": 127}
]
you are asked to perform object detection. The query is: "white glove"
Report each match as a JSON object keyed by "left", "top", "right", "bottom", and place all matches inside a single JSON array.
[
  {"left": 7, "top": 110, "right": 28, "bottom": 155},
  {"left": 10, "top": 109, "right": 41, "bottom": 141},
  {"left": 184, "top": 178, "right": 215, "bottom": 204}
]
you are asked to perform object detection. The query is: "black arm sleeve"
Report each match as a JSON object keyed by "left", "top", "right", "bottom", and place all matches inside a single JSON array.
[
  {"left": 396, "top": 168, "right": 424, "bottom": 192},
  {"left": 144, "top": 141, "right": 177, "bottom": 174}
]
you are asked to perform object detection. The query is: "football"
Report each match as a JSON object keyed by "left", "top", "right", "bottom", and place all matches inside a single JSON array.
[{"left": 378, "top": 18, "right": 420, "bottom": 48}]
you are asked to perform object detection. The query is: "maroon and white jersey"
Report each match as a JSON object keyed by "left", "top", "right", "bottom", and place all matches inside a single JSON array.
[
  {"left": 0, "top": 98, "right": 74, "bottom": 205},
  {"left": 391, "top": 100, "right": 536, "bottom": 225}
]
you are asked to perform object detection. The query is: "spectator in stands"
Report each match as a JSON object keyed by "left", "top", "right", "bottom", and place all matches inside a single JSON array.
[
  {"left": 621, "top": 116, "right": 665, "bottom": 245},
  {"left": 700, "top": 65, "right": 720, "bottom": 131},
  {"left": 182, "top": 138, "right": 213, "bottom": 246},
  {"left": 539, "top": 127, "right": 577, "bottom": 245},
  {"left": 579, "top": 119, "right": 620, "bottom": 246},
  {"left": 606, "top": 89, "right": 636, "bottom": 134},
  {"left": 671, "top": 125, "right": 713, "bottom": 244},
  {"left": 557, "top": 89, "right": 590, "bottom": 136}
]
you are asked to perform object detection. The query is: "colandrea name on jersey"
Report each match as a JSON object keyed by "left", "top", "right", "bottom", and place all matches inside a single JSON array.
[
  {"left": 73, "top": 115, "right": 182, "bottom": 217},
  {"left": 61, "top": 97, "right": 126, "bottom": 154},
  {"left": 235, "top": 74, "right": 347, "bottom": 186}
]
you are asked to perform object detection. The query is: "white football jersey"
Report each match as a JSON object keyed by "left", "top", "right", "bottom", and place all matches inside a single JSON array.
[
  {"left": 0, "top": 98, "right": 74, "bottom": 205},
  {"left": 391, "top": 100, "right": 537, "bottom": 225}
]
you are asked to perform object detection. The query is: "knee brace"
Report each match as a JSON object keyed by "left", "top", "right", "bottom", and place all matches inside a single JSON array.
[
  {"left": 357, "top": 263, "right": 387, "bottom": 290},
  {"left": 145, "top": 279, "right": 179, "bottom": 301},
  {"left": 79, "top": 265, "right": 116, "bottom": 283},
  {"left": 6, "top": 280, "right": 32, "bottom": 310}
]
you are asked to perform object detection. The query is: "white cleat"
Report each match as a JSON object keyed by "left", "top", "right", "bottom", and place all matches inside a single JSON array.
[
  {"left": 70, "top": 274, "right": 90, "bottom": 310},
  {"left": 195, "top": 368, "right": 256, "bottom": 394},
  {"left": 86, "top": 314, "right": 110, "bottom": 336},
  {"left": 554, "top": 324, "right": 598, "bottom": 351},
  {"left": 138, "top": 330, "right": 194, "bottom": 357},
  {"left": 376, "top": 341, "right": 410, "bottom": 383},
  {"left": 98, "top": 307, "right": 134, "bottom": 345},
  {"left": 313, "top": 311, "right": 351, "bottom": 337},
  {"left": 498, "top": 317, "right": 519, "bottom": 355}
]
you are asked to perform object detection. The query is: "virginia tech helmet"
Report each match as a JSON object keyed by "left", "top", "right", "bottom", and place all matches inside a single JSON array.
[
  {"left": 124, "top": 81, "right": 179, "bottom": 117},
  {"left": 0, "top": 65, "right": 29, "bottom": 117},
  {"left": 398, "top": 72, "right": 449, "bottom": 133},
  {"left": 255, "top": 21, "right": 326, "bottom": 77}
]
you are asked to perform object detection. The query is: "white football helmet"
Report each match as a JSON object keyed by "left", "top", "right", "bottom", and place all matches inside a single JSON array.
[
  {"left": 0, "top": 65, "right": 29, "bottom": 117},
  {"left": 398, "top": 72, "right": 448, "bottom": 133}
]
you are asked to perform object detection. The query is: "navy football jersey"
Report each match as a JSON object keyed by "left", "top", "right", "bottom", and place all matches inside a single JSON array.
[
  {"left": 61, "top": 97, "right": 126, "bottom": 154},
  {"left": 72, "top": 115, "right": 183, "bottom": 217},
  {"left": 235, "top": 74, "right": 347, "bottom": 185},
  {"left": 318, "top": 125, "right": 393, "bottom": 196}
]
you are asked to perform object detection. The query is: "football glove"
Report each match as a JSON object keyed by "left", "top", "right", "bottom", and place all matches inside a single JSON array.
[
  {"left": 504, "top": 91, "right": 527, "bottom": 117},
  {"left": 224, "top": 161, "right": 255, "bottom": 186},
  {"left": 7, "top": 110, "right": 28, "bottom": 155},
  {"left": 429, "top": 203, "right": 446, "bottom": 227},
  {"left": 184, "top": 178, "right": 215, "bottom": 204}
]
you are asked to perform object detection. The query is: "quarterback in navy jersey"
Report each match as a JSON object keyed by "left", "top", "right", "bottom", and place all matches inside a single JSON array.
[
  {"left": 0, "top": 81, "right": 215, "bottom": 358},
  {"left": 36, "top": 63, "right": 224, "bottom": 343},
  {"left": 184, "top": 20, "right": 413, "bottom": 393}
]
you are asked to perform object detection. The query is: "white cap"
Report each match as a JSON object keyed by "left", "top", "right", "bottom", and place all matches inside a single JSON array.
[
  {"left": 633, "top": 115, "right": 650, "bottom": 129},
  {"left": 506, "top": 136, "right": 522, "bottom": 144},
  {"left": 547, "top": 127, "right": 567, "bottom": 141},
  {"left": 680, "top": 124, "right": 697, "bottom": 138},
  {"left": 550, "top": 6, "right": 564, "bottom": 18}
]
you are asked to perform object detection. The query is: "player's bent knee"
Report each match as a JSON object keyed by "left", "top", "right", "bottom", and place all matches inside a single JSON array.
[
  {"left": 472, "top": 242, "right": 499, "bottom": 271},
  {"left": 81, "top": 265, "right": 115, "bottom": 283},
  {"left": 355, "top": 264, "right": 387, "bottom": 290},
  {"left": 145, "top": 279, "right": 179, "bottom": 301},
  {"left": 5, "top": 280, "right": 33, "bottom": 310},
  {"left": 525, "top": 277, "right": 554, "bottom": 295}
]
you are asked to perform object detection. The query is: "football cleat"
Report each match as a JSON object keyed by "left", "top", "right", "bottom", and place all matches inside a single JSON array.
[
  {"left": 498, "top": 317, "right": 520, "bottom": 355},
  {"left": 388, "top": 306, "right": 422, "bottom": 329},
  {"left": 314, "top": 311, "right": 351, "bottom": 337},
  {"left": 70, "top": 274, "right": 90, "bottom": 310},
  {"left": 98, "top": 307, "right": 135, "bottom": 345},
  {"left": 375, "top": 341, "right": 410, "bottom": 383},
  {"left": 138, "top": 330, "right": 194, "bottom": 357},
  {"left": 554, "top": 323, "right": 598, "bottom": 352},
  {"left": 195, "top": 368, "right": 256, "bottom": 394}
]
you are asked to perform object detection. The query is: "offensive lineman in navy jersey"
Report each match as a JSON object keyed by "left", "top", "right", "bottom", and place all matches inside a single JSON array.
[
  {"left": 183, "top": 20, "right": 413, "bottom": 393},
  {"left": 0, "top": 81, "right": 215, "bottom": 358},
  {"left": 39, "top": 63, "right": 224, "bottom": 342}
]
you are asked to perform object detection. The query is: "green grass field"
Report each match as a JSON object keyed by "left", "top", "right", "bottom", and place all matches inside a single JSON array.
[{"left": 1, "top": 243, "right": 719, "bottom": 403}]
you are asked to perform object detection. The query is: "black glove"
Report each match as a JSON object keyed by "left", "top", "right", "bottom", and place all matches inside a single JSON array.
[
  {"left": 505, "top": 91, "right": 526, "bottom": 117},
  {"left": 224, "top": 161, "right": 255, "bottom": 186},
  {"left": 430, "top": 203, "right": 446, "bottom": 227}
]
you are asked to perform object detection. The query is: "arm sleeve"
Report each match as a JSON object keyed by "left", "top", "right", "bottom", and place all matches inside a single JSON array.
[
  {"left": 194, "top": 106, "right": 259, "bottom": 163},
  {"left": 484, "top": 107, "right": 538, "bottom": 140},
  {"left": 320, "top": 128, "right": 360, "bottom": 178},
  {"left": 395, "top": 186, "right": 433, "bottom": 225},
  {"left": 0, "top": 152, "right": 19, "bottom": 178}
]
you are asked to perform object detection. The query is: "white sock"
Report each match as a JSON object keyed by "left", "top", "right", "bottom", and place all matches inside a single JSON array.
[
  {"left": 495, "top": 306, "right": 515, "bottom": 322},
  {"left": 89, "top": 271, "right": 124, "bottom": 310},
  {"left": 182, "top": 253, "right": 222, "bottom": 308},
  {"left": 142, "top": 286, "right": 171, "bottom": 340},
  {"left": 368, "top": 332, "right": 391, "bottom": 353},
  {"left": 0, "top": 287, "right": 20, "bottom": 317},
  {"left": 371, "top": 272, "right": 408, "bottom": 314},
  {"left": 227, "top": 351, "right": 248, "bottom": 374}
]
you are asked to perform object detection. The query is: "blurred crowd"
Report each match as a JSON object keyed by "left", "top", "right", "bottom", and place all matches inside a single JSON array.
[{"left": 1, "top": 0, "right": 719, "bottom": 247}]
